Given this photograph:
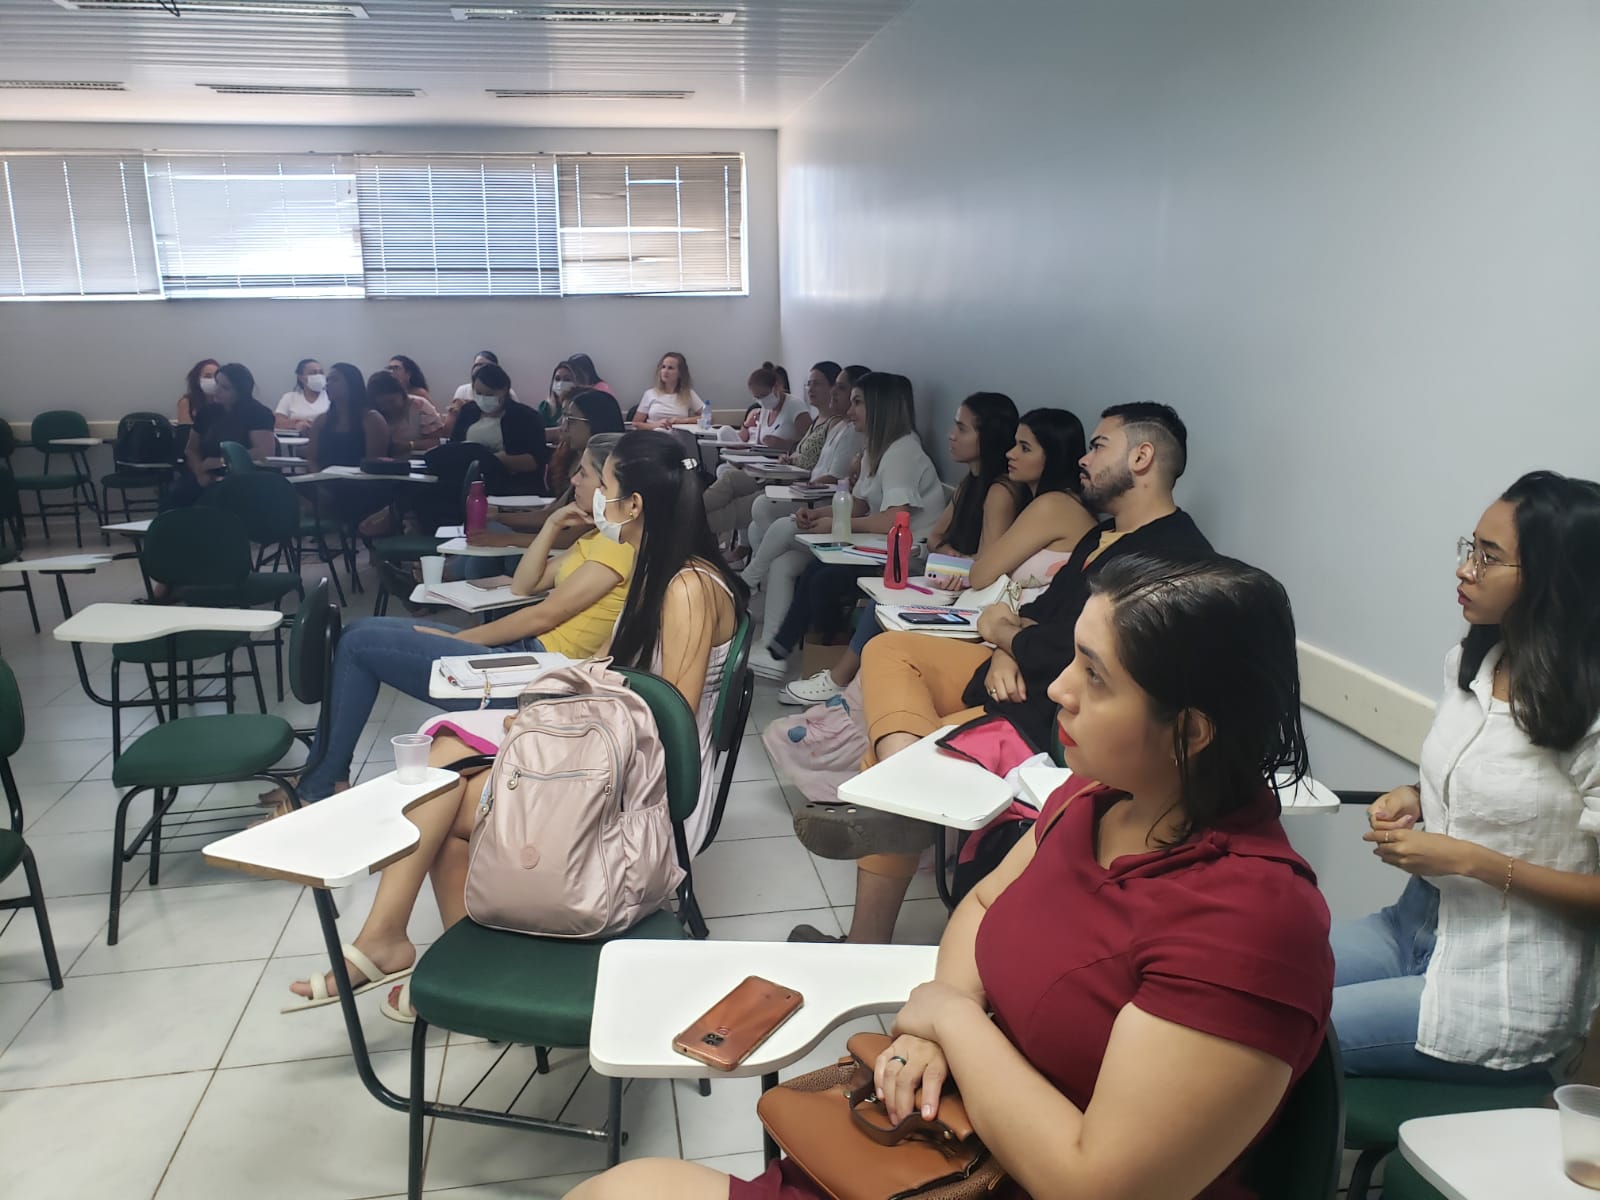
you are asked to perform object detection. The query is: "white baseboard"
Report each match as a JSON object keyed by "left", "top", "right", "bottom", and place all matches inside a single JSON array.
[{"left": 1298, "top": 640, "right": 1434, "bottom": 766}]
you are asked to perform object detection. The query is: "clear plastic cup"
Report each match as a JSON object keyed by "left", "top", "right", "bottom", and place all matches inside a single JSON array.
[
  {"left": 391, "top": 733, "right": 432, "bottom": 784},
  {"left": 420, "top": 556, "right": 446, "bottom": 586},
  {"left": 1557, "top": 1085, "right": 1600, "bottom": 1189}
]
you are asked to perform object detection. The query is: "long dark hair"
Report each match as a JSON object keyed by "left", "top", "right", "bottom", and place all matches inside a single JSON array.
[
  {"left": 366, "top": 370, "right": 405, "bottom": 408},
  {"left": 325, "top": 362, "right": 368, "bottom": 429},
  {"left": 569, "top": 388, "right": 625, "bottom": 434},
  {"left": 471, "top": 362, "right": 512, "bottom": 394},
  {"left": 1460, "top": 470, "right": 1600, "bottom": 750},
  {"left": 1018, "top": 408, "right": 1086, "bottom": 497},
  {"left": 945, "top": 392, "right": 1023, "bottom": 556},
  {"left": 1091, "top": 553, "right": 1309, "bottom": 842},
  {"left": 856, "top": 371, "right": 916, "bottom": 473},
  {"left": 184, "top": 357, "right": 219, "bottom": 407},
  {"left": 216, "top": 362, "right": 257, "bottom": 407},
  {"left": 390, "top": 354, "right": 428, "bottom": 391},
  {"left": 567, "top": 352, "right": 603, "bottom": 386},
  {"left": 608, "top": 432, "right": 748, "bottom": 671}
]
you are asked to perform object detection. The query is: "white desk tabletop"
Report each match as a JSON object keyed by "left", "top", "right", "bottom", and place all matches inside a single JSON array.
[
  {"left": 1399, "top": 1108, "right": 1582, "bottom": 1200},
  {"left": 799, "top": 533, "right": 890, "bottom": 567},
  {"left": 53, "top": 603, "right": 284, "bottom": 645},
  {"left": 265, "top": 455, "right": 309, "bottom": 467},
  {"left": 764, "top": 484, "right": 831, "bottom": 502},
  {"left": 409, "top": 581, "right": 536, "bottom": 614},
  {"left": 435, "top": 537, "right": 519, "bottom": 559},
  {"left": 745, "top": 463, "right": 811, "bottom": 479},
  {"left": 0, "top": 553, "right": 112, "bottom": 573},
  {"left": 203, "top": 768, "right": 461, "bottom": 889},
  {"left": 489, "top": 495, "right": 556, "bottom": 510},
  {"left": 274, "top": 434, "right": 311, "bottom": 447},
  {"left": 290, "top": 469, "right": 438, "bottom": 486},
  {"left": 428, "top": 651, "right": 573, "bottom": 700},
  {"left": 116, "top": 460, "right": 176, "bottom": 471},
  {"left": 589, "top": 940, "right": 936, "bottom": 1080},
  {"left": 46, "top": 436, "right": 104, "bottom": 447},
  {"left": 102, "top": 518, "right": 152, "bottom": 535},
  {"left": 837, "top": 725, "right": 1016, "bottom": 830},
  {"left": 856, "top": 577, "right": 958, "bottom": 606},
  {"left": 1015, "top": 766, "right": 1341, "bottom": 815}
]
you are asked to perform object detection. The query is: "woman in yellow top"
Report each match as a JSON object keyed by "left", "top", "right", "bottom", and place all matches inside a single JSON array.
[{"left": 286, "top": 437, "right": 633, "bottom": 807}]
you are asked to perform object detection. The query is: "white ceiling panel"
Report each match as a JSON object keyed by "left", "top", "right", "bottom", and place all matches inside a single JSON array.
[{"left": 0, "top": 0, "right": 914, "bottom": 128}]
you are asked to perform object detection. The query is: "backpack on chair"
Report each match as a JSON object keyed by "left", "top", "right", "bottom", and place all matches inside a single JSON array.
[{"left": 463, "top": 659, "right": 685, "bottom": 939}]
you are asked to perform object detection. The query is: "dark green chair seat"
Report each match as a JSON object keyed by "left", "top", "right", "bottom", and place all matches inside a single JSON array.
[
  {"left": 13, "top": 472, "right": 83, "bottom": 490},
  {"left": 101, "top": 468, "right": 170, "bottom": 488},
  {"left": 112, "top": 629, "right": 249, "bottom": 664},
  {"left": 1345, "top": 1076, "right": 1551, "bottom": 1147},
  {"left": 411, "top": 908, "right": 686, "bottom": 1046},
  {"left": 0, "top": 828, "right": 24, "bottom": 879},
  {"left": 373, "top": 533, "right": 444, "bottom": 561},
  {"left": 181, "top": 571, "right": 300, "bottom": 608},
  {"left": 112, "top": 713, "right": 294, "bottom": 788},
  {"left": 1379, "top": 1150, "right": 1445, "bottom": 1200}
]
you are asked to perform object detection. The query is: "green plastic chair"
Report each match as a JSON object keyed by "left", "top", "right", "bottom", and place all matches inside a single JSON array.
[
  {"left": 1376, "top": 1146, "right": 1447, "bottom": 1199},
  {"left": 1343, "top": 1074, "right": 1551, "bottom": 1199},
  {"left": 0, "top": 469, "right": 40, "bottom": 638},
  {"left": 103, "top": 578, "right": 339, "bottom": 944},
  {"left": 218, "top": 439, "right": 258, "bottom": 476},
  {"left": 0, "top": 660, "right": 64, "bottom": 989},
  {"left": 101, "top": 412, "right": 178, "bottom": 522},
  {"left": 1244, "top": 1034, "right": 1345, "bottom": 1200},
  {"left": 14, "top": 410, "right": 101, "bottom": 546}
]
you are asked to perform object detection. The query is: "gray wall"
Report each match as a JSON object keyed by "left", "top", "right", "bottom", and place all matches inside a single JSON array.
[{"left": 0, "top": 123, "right": 779, "bottom": 422}]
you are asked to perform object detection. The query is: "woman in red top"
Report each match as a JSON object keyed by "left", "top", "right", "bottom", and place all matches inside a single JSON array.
[{"left": 568, "top": 553, "right": 1334, "bottom": 1200}]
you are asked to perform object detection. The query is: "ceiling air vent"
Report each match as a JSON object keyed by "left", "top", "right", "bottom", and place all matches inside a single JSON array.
[
  {"left": 488, "top": 88, "right": 693, "bottom": 100},
  {"left": 199, "top": 83, "right": 417, "bottom": 97},
  {"left": 52, "top": 1, "right": 369, "bottom": 18},
  {"left": 0, "top": 79, "right": 127, "bottom": 91},
  {"left": 451, "top": 7, "right": 735, "bottom": 25}
]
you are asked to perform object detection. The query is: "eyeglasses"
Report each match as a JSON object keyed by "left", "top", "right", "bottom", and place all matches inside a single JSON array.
[{"left": 1456, "top": 537, "right": 1520, "bottom": 580}]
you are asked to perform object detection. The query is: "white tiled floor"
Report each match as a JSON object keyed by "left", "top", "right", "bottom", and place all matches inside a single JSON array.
[{"left": 0, "top": 545, "right": 946, "bottom": 1198}]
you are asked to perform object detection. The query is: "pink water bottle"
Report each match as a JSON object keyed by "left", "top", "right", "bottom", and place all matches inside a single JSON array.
[
  {"left": 464, "top": 479, "right": 488, "bottom": 535},
  {"left": 884, "top": 511, "right": 912, "bottom": 590}
]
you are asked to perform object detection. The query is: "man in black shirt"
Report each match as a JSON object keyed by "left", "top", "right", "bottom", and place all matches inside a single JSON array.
[{"left": 790, "top": 402, "right": 1213, "bottom": 944}]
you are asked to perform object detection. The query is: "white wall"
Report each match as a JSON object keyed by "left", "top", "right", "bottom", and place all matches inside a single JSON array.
[
  {"left": 778, "top": 0, "right": 1600, "bottom": 786},
  {"left": 0, "top": 123, "right": 778, "bottom": 423}
]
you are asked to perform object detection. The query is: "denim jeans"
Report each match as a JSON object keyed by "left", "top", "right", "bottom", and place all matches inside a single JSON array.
[
  {"left": 849, "top": 602, "right": 880, "bottom": 655},
  {"left": 1331, "top": 876, "right": 1553, "bottom": 1083},
  {"left": 772, "top": 562, "right": 866, "bottom": 654},
  {"left": 456, "top": 521, "right": 520, "bottom": 581},
  {"left": 298, "top": 616, "right": 537, "bottom": 801}
]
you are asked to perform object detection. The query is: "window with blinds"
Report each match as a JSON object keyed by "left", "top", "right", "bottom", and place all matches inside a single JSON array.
[
  {"left": 144, "top": 154, "right": 363, "bottom": 298},
  {"left": 357, "top": 155, "right": 561, "bottom": 297},
  {"left": 556, "top": 154, "right": 745, "bottom": 296},
  {"left": 0, "top": 154, "right": 161, "bottom": 300}
]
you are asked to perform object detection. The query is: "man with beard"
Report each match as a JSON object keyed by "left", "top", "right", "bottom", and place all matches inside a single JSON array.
[{"left": 789, "top": 402, "right": 1214, "bottom": 944}]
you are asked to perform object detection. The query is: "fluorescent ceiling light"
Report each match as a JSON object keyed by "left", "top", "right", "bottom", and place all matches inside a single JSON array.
[
  {"left": 51, "top": 0, "right": 369, "bottom": 18},
  {"left": 488, "top": 88, "right": 692, "bottom": 99},
  {"left": 198, "top": 83, "right": 416, "bottom": 97},
  {"left": 0, "top": 79, "right": 126, "bottom": 90},
  {"left": 451, "top": 7, "right": 735, "bottom": 25}
]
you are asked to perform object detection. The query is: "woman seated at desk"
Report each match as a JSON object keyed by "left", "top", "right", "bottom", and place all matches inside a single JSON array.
[
  {"left": 570, "top": 553, "right": 1334, "bottom": 1200},
  {"left": 162, "top": 362, "right": 274, "bottom": 509},
  {"left": 451, "top": 362, "right": 549, "bottom": 495},
  {"left": 284, "top": 433, "right": 747, "bottom": 1016}
]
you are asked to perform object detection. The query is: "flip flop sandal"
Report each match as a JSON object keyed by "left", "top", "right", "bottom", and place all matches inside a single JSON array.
[
  {"left": 792, "top": 803, "right": 935, "bottom": 860},
  {"left": 281, "top": 943, "right": 414, "bottom": 1015},
  {"left": 379, "top": 977, "right": 416, "bottom": 1025}
]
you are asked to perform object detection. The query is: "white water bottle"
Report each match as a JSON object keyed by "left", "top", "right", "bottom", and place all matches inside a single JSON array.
[
  {"left": 831, "top": 481, "right": 853, "bottom": 541},
  {"left": 699, "top": 401, "right": 712, "bottom": 431}
]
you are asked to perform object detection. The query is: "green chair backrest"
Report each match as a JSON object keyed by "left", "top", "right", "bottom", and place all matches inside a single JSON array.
[
  {"left": 219, "top": 440, "right": 257, "bottom": 476},
  {"left": 142, "top": 506, "right": 252, "bottom": 590},
  {"left": 711, "top": 612, "right": 753, "bottom": 753},
  {"left": 30, "top": 409, "right": 89, "bottom": 447},
  {"left": 288, "top": 578, "right": 340, "bottom": 706},
  {"left": 1245, "top": 1034, "right": 1344, "bottom": 1200},
  {"left": 0, "top": 423, "right": 16, "bottom": 461},
  {"left": 0, "top": 658, "right": 24, "bottom": 761},
  {"left": 0, "top": 467, "right": 21, "bottom": 522},
  {"left": 614, "top": 667, "right": 702, "bottom": 829},
  {"left": 202, "top": 469, "right": 301, "bottom": 546}
]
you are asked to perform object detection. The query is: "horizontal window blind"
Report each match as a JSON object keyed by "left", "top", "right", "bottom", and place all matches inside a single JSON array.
[
  {"left": 357, "top": 155, "right": 560, "bottom": 297},
  {"left": 556, "top": 154, "right": 745, "bottom": 296},
  {"left": 145, "top": 154, "right": 363, "bottom": 298},
  {"left": 0, "top": 154, "right": 160, "bottom": 299}
]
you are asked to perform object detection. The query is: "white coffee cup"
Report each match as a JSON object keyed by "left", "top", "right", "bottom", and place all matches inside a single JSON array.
[{"left": 420, "top": 556, "right": 445, "bottom": 586}]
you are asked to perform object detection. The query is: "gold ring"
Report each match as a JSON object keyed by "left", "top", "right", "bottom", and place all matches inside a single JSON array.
[{"left": 1386, "top": 832, "right": 1393, "bottom": 843}]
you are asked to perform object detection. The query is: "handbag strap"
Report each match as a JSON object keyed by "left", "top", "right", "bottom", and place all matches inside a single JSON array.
[{"left": 842, "top": 1059, "right": 969, "bottom": 1153}]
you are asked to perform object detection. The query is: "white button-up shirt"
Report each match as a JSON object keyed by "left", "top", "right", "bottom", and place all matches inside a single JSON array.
[{"left": 1417, "top": 643, "right": 1600, "bottom": 1068}]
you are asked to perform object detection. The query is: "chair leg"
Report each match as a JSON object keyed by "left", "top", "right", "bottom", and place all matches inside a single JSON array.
[
  {"left": 244, "top": 642, "right": 268, "bottom": 713},
  {"left": 20, "top": 843, "right": 63, "bottom": 989},
  {"left": 1347, "top": 1145, "right": 1390, "bottom": 1200},
  {"left": 605, "top": 1077, "right": 624, "bottom": 1167},
  {"left": 148, "top": 792, "right": 164, "bottom": 886},
  {"left": 108, "top": 785, "right": 147, "bottom": 945},
  {"left": 409, "top": 1016, "right": 429, "bottom": 1200},
  {"left": 3, "top": 762, "right": 22, "bottom": 834},
  {"left": 534, "top": 1046, "right": 551, "bottom": 1074},
  {"left": 697, "top": 1078, "right": 711, "bottom": 1097},
  {"left": 19, "top": 573, "right": 39, "bottom": 634},
  {"left": 678, "top": 880, "right": 709, "bottom": 940}
]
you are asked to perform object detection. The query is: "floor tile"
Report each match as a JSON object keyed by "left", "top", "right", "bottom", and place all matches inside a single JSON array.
[
  {"left": 0, "top": 960, "right": 261, "bottom": 1088},
  {"left": 690, "top": 835, "right": 830, "bottom": 918},
  {"left": 0, "top": 893, "right": 108, "bottom": 984},
  {"left": 155, "top": 1049, "right": 441, "bottom": 1200},
  {"left": 674, "top": 1073, "right": 764, "bottom": 1161},
  {"left": 730, "top": 742, "right": 777, "bottom": 784},
  {"left": 0, "top": 979, "right": 51, "bottom": 1052},
  {"left": 21, "top": 778, "right": 119, "bottom": 835},
  {"left": 703, "top": 907, "right": 841, "bottom": 942},
  {"left": 6, "top": 737, "right": 108, "bottom": 786},
  {"left": 274, "top": 874, "right": 447, "bottom": 959},
  {"left": 71, "top": 880, "right": 298, "bottom": 976},
  {"left": 832, "top": 897, "right": 948, "bottom": 945},
  {"left": 12, "top": 827, "right": 133, "bottom": 898},
  {"left": 223, "top": 950, "right": 444, "bottom": 1069},
  {"left": 0, "top": 1070, "right": 210, "bottom": 1200},
  {"left": 809, "top": 848, "right": 938, "bottom": 907},
  {"left": 712, "top": 779, "right": 799, "bottom": 841}
]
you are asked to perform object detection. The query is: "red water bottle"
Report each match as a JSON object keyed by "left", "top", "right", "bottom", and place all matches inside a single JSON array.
[
  {"left": 884, "top": 511, "right": 912, "bottom": 590},
  {"left": 464, "top": 479, "right": 488, "bottom": 535}
]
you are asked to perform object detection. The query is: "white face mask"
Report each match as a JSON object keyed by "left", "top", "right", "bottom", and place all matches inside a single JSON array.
[
  {"left": 591, "top": 488, "right": 631, "bottom": 542},
  {"left": 753, "top": 392, "right": 777, "bottom": 409},
  {"left": 552, "top": 379, "right": 575, "bottom": 397},
  {"left": 199, "top": 376, "right": 217, "bottom": 396},
  {"left": 305, "top": 373, "right": 327, "bottom": 392},
  {"left": 475, "top": 392, "right": 502, "bottom": 414}
]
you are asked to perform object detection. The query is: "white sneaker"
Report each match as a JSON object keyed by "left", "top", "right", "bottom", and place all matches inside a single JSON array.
[
  {"left": 780, "top": 670, "right": 844, "bottom": 706},
  {"left": 747, "top": 646, "right": 791, "bottom": 682}
]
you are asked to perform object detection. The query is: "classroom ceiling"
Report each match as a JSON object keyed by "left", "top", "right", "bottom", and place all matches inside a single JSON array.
[{"left": 0, "top": 0, "right": 914, "bottom": 129}]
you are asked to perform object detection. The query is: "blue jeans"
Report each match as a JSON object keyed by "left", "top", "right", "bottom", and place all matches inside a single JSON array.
[
  {"left": 457, "top": 521, "right": 520, "bottom": 581},
  {"left": 849, "top": 603, "right": 880, "bottom": 655},
  {"left": 772, "top": 562, "right": 868, "bottom": 654},
  {"left": 298, "top": 617, "right": 536, "bottom": 800},
  {"left": 1331, "top": 877, "right": 1553, "bottom": 1083}
]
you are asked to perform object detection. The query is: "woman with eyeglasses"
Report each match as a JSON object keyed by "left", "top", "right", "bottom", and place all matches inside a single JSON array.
[{"left": 1333, "top": 470, "right": 1600, "bottom": 1084}]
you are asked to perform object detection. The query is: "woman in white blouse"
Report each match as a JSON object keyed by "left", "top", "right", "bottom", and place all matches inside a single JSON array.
[
  {"left": 631, "top": 351, "right": 705, "bottom": 429},
  {"left": 1335, "top": 470, "right": 1600, "bottom": 1083},
  {"left": 745, "top": 371, "right": 947, "bottom": 678},
  {"left": 275, "top": 357, "right": 330, "bottom": 431}
]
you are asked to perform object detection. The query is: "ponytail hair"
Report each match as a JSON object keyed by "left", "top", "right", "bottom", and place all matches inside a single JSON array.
[{"left": 608, "top": 432, "right": 749, "bottom": 671}]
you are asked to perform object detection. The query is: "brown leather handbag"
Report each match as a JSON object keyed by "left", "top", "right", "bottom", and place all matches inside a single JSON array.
[{"left": 755, "top": 1031, "right": 1009, "bottom": 1200}]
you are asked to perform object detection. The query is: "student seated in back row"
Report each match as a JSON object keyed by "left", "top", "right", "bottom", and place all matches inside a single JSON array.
[
  {"left": 285, "top": 433, "right": 747, "bottom": 1014},
  {"left": 162, "top": 362, "right": 275, "bottom": 509},
  {"left": 570, "top": 553, "right": 1334, "bottom": 1200},
  {"left": 1334, "top": 469, "right": 1600, "bottom": 1083},
  {"left": 789, "top": 403, "right": 1212, "bottom": 945}
]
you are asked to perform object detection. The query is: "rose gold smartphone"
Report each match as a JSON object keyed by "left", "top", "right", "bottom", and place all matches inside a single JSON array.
[{"left": 672, "top": 976, "right": 804, "bottom": 1071}]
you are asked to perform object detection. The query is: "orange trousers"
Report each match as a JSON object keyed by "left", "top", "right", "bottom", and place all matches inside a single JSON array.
[{"left": 859, "top": 632, "right": 993, "bottom": 767}]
